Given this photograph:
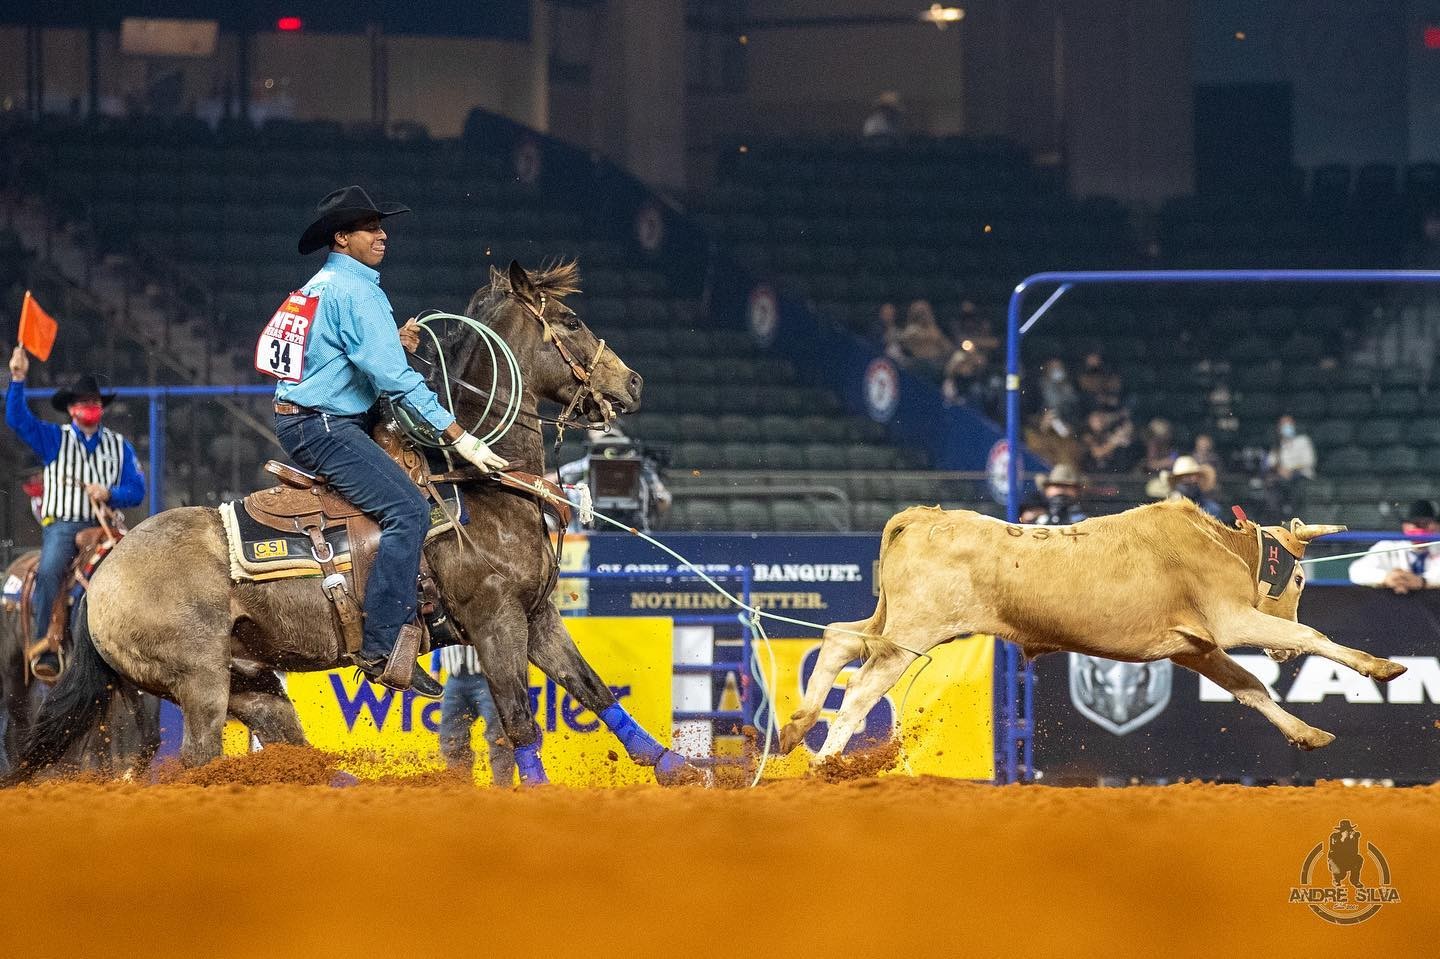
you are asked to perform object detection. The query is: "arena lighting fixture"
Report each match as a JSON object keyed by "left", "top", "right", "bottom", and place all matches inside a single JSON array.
[{"left": 920, "top": 4, "right": 964, "bottom": 29}]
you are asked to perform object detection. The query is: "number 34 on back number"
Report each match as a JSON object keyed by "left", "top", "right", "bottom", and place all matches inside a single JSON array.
[{"left": 254, "top": 291, "right": 319, "bottom": 383}]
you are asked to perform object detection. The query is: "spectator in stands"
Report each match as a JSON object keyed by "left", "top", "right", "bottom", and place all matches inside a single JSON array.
[
  {"left": 1081, "top": 407, "right": 1137, "bottom": 474},
  {"left": 438, "top": 644, "right": 516, "bottom": 785},
  {"left": 862, "top": 91, "right": 906, "bottom": 138},
  {"left": 1204, "top": 383, "right": 1241, "bottom": 444},
  {"left": 1166, "top": 455, "right": 1222, "bottom": 518},
  {"left": 892, "top": 300, "right": 953, "bottom": 379},
  {"left": 1263, "top": 414, "right": 1316, "bottom": 518},
  {"left": 1141, "top": 418, "right": 1179, "bottom": 476},
  {"left": 940, "top": 340, "right": 987, "bottom": 407},
  {"left": 1347, "top": 499, "right": 1440, "bottom": 594},
  {"left": 1024, "top": 408, "right": 1082, "bottom": 468},
  {"left": 1039, "top": 358, "right": 1080, "bottom": 426},
  {"left": 1077, "top": 351, "right": 1123, "bottom": 410},
  {"left": 1191, "top": 433, "right": 1222, "bottom": 479},
  {"left": 1035, "top": 465, "right": 1087, "bottom": 526},
  {"left": 1018, "top": 495, "right": 1047, "bottom": 524}
]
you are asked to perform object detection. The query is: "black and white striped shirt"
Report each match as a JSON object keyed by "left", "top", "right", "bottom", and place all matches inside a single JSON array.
[
  {"left": 439, "top": 644, "right": 485, "bottom": 678},
  {"left": 41, "top": 427, "right": 125, "bottom": 522}
]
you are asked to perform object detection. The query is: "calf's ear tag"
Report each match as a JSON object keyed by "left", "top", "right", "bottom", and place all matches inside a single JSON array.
[{"left": 1232, "top": 505, "right": 1248, "bottom": 526}]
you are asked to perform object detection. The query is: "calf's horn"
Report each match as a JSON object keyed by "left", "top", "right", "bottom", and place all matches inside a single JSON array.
[{"left": 1291, "top": 522, "right": 1347, "bottom": 542}]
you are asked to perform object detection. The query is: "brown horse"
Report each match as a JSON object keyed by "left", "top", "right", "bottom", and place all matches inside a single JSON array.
[
  {"left": 1, "top": 555, "right": 160, "bottom": 776},
  {"left": 9, "top": 261, "right": 701, "bottom": 786}
]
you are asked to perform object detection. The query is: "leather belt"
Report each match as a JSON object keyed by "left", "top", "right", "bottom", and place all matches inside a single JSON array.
[{"left": 274, "top": 400, "right": 309, "bottom": 415}]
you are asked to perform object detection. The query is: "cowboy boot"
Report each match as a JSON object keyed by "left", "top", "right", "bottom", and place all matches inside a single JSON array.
[
  {"left": 380, "top": 624, "right": 442, "bottom": 698},
  {"left": 352, "top": 625, "right": 443, "bottom": 698}
]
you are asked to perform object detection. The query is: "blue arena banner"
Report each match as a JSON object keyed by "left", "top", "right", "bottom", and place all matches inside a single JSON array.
[{"left": 582, "top": 532, "right": 884, "bottom": 629}]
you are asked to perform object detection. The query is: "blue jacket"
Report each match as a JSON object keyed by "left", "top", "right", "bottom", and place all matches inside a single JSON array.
[
  {"left": 4, "top": 380, "right": 146, "bottom": 508},
  {"left": 273, "top": 252, "right": 455, "bottom": 431}
]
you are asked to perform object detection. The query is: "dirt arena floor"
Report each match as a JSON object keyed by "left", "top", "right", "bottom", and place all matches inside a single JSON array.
[{"left": 0, "top": 747, "right": 1434, "bottom": 958}]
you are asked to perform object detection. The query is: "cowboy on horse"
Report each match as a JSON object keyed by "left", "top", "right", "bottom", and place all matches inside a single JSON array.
[
  {"left": 4, "top": 357, "right": 145, "bottom": 680},
  {"left": 262, "top": 185, "right": 508, "bottom": 697}
]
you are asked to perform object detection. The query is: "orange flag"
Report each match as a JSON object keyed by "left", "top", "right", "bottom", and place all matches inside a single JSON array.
[{"left": 18, "top": 290, "right": 57, "bottom": 362}]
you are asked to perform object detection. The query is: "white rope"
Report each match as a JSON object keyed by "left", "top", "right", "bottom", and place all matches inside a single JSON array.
[
  {"left": 1298, "top": 539, "right": 1440, "bottom": 567},
  {"left": 415, "top": 311, "right": 524, "bottom": 446}
]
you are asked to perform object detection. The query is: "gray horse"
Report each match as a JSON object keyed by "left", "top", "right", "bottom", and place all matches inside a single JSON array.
[{"left": 10, "top": 261, "right": 701, "bottom": 786}]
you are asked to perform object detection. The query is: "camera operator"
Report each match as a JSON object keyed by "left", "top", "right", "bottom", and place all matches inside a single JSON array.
[{"left": 558, "top": 427, "right": 671, "bottom": 532}]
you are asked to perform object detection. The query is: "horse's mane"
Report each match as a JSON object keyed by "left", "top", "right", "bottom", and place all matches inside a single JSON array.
[{"left": 464, "top": 260, "right": 582, "bottom": 319}]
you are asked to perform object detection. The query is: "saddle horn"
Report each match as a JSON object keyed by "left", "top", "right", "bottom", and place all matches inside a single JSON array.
[{"left": 1290, "top": 520, "right": 1347, "bottom": 542}]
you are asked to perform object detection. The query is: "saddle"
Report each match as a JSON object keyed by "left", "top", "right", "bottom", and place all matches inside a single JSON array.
[
  {"left": 235, "top": 419, "right": 573, "bottom": 656},
  {"left": 2, "top": 517, "right": 125, "bottom": 685}
]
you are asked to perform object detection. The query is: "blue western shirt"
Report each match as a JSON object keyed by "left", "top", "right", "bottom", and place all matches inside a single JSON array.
[
  {"left": 4, "top": 380, "right": 146, "bottom": 510},
  {"left": 273, "top": 252, "right": 455, "bottom": 431}
]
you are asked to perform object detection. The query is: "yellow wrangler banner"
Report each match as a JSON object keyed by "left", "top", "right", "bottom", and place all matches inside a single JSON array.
[
  {"left": 249, "top": 617, "right": 673, "bottom": 786},
  {"left": 758, "top": 635, "right": 994, "bottom": 780}
]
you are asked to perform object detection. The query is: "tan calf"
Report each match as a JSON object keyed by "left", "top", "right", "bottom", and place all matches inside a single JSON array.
[{"left": 780, "top": 500, "right": 1406, "bottom": 764}]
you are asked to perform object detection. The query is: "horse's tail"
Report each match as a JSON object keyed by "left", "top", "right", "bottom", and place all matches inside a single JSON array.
[{"left": 2, "top": 594, "right": 117, "bottom": 786}]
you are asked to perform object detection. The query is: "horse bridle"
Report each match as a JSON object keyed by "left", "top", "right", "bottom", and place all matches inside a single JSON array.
[{"left": 506, "top": 288, "right": 617, "bottom": 444}]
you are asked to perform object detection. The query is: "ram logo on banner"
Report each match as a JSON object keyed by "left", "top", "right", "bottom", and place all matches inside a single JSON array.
[
  {"left": 264, "top": 617, "right": 672, "bottom": 786},
  {"left": 758, "top": 636, "right": 994, "bottom": 779},
  {"left": 1068, "top": 654, "right": 1172, "bottom": 735}
]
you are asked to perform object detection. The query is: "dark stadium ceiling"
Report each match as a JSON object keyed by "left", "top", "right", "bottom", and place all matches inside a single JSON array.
[{"left": 1, "top": 0, "right": 532, "bottom": 40}]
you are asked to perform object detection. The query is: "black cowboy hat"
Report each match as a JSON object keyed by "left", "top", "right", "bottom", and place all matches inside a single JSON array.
[
  {"left": 298, "top": 185, "right": 411, "bottom": 255},
  {"left": 51, "top": 373, "right": 116, "bottom": 413}
]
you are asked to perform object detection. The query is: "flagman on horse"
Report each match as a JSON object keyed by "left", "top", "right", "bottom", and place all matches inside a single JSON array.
[
  {"left": 260, "top": 185, "right": 508, "bottom": 697},
  {"left": 5, "top": 354, "right": 145, "bottom": 680}
]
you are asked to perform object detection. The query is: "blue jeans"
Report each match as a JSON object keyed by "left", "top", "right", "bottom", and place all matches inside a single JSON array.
[
  {"left": 32, "top": 520, "right": 95, "bottom": 640},
  {"left": 273, "top": 411, "right": 430, "bottom": 660},
  {"left": 439, "top": 671, "right": 516, "bottom": 786}
]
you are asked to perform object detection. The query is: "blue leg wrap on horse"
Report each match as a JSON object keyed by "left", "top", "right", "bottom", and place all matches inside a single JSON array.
[
  {"left": 600, "top": 704, "right": 669, "bottom": 766},
  {"left": 514, "top": 740, "right": 549, "bottom": 785}
]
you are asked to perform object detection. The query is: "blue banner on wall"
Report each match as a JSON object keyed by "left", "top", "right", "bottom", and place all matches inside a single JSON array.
[{"left": 583, "top": 532, "right": 883, "bottom": 631}]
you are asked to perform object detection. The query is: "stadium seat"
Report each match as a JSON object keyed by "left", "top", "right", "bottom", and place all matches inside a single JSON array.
[
  {"left": 1334, "top": 478, "right": 1384, "bottom": 502},
  {"left": 1353, "top": 418, "right": 1404, "bottom": 448},
  {"left": 1407, "top": 418, "right": 1440, "bottom": 446},
  {"left": 1310, "top": 419, "right": 1355, "bottom": 448},
  {"left": 761, "top": 441, "right": 805, "bottom": 470},
  {"left": 1376, "top": 390, "right": 1421, "bottom": 417},
  {"left": 803, "top": 444, "right": 847, "bottom": 470},
  {"left": 726, "top": 499, "right": 772, "bottom": 531},
  {"left": 1372, "top": 445, "right": 1420, "bottom": 473},
  {"left": 1325, "top": 446, "right": 1372, "bottom": 475},
  {"left": 771, "top": 500, "right": 818, "bottom": 531},
  {"left": 1327, "top": 390, "right": 1374, "bottom": 417}
]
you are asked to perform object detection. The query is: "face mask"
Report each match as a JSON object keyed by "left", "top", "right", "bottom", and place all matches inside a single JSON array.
[
  {"left": 1047, "top": 494, "right": 1075, "bottom": 517},
  {"left": 1176, "top": 481, "right": 1202, "bottom": 500},
  {"left": 1049, "top": 368, "right": 1065, "bottom": 383},
  {"left": 71, "top": 403, "right": 103, "bottom": 429},
  {"left": 1280, "top": 423, "right": 1296, "bottom": 439}
]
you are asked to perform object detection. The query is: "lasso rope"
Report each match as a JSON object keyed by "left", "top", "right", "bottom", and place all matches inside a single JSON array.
[
  {"left": 414, "top": 311, "right": 524, "bottom": 446},
  {"left": 412, "top": 321, "right": 1419, "bottom": 782},
  {"left": 1297, "top": 540, "right": 1439, "bottom": 567},
  {"left": 523, "top": 480, "right": 937, "bottom": 786}
]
